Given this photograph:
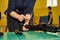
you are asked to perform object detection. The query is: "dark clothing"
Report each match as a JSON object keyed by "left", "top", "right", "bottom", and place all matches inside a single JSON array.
[
  {"left": 48, "top": 12, "right": 52, "bottom": 24},
  {"left": 7, "top": 0, "right": 36, "bottom": 15},
  {"left": 0, "top": 12, "right": 1, "bottom": 20},
  {"left": 7, "top": 0, "right": 36, "bottom": 32}
]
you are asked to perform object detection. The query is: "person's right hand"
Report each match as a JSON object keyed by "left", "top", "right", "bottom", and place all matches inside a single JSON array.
[{"left": 18, "top": 14, "right": 25, "bottom": 22}]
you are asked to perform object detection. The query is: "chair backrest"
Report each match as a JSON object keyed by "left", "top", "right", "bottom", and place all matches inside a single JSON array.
[{"left": 39, "top": 16, "right": 48, "bottom": 23}]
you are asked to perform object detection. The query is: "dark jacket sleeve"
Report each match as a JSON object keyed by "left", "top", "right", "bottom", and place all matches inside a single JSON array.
[{"left": 7, "top": 0, "right": 15, "bottom": 15}]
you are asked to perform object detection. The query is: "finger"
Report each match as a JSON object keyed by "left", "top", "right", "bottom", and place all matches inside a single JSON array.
[{"left": 21, "top": 14, "right": 25, "bottom": 18}]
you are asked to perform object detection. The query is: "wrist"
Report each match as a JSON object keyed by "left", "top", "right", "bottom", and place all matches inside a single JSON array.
[
  {"left": 25, "top": 14, "right": 31, "bottom": 20},
  {"left": 16, "top": 15, "right": 20, "bottom": 20},
  {"left": 10, "top": 11, "right": 20, "bottom": 20}
]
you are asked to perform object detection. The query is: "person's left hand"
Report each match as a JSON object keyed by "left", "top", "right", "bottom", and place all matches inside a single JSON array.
[
  {"left": 24, "top": 14, "right": 31, "bottom": 25},
  {"left": 22, "top": 14, "right": 31, "bottom": 31},
  {"left": 25, "top": 14, "right": 31, "bottom": 21},
  {"left": 22, "top": 21, "right": 29, "bottom": 31}
]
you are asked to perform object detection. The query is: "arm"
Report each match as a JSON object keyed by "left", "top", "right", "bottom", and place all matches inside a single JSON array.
[
  {"left": 24, "top": 0, "right": 36, "bottom": 20},
  {"left": 24, "top": 0, "right": 36, "bottom": 25},
  {"left": 48, "top": 14, "right": 52, "bottom": 24},
  {"left": 7, "top": 0, "right": 24, "bottom": 21},
  {"left": 10, "top": 11, "right": 25, "bottom": 22}
]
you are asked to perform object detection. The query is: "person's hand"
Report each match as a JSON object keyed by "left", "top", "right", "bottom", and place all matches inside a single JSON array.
[
  {"left": 25, "top": 14, "right": 31, "bottom": 21},
  {"left": 18, "top": 14, "right": 25, "bottom": 22},
  {"left": 22, "top": 21, "right": 29, "bottom": 31},
  {"left": 22, "top": 26, "right": 29, "bottom": 31},
  {"left": 24, "top": 14, "right": 31, "bottom": 25},
  {"left": 22, "top": 19, "right": 29, "bottom": 31},
  {"left": 24, "top": 20, "right": 29, "bottom": 25}
]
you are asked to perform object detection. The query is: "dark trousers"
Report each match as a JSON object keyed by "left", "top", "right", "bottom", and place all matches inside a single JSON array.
[{"left": 7, "top": 15, "right": 24, "bottom": 32}]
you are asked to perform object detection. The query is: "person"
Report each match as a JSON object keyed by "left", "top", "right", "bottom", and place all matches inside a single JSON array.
[
  {"left": 7, "top": 0, "right": 36, "bottom": 32},
  {"left": 0, "top": 12, "right": 1, "bottom": 20},
  {"left": 48, "top": 6, "right": 52, "bottom": 25}
]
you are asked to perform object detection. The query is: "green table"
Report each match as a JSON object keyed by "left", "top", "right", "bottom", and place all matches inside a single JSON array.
[{"left": 0, "top": 31, "right": 60, "bottom": 40}]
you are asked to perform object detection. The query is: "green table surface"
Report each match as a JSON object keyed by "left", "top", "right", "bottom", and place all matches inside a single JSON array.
[{"left": 0, "top": 31, "right": 60, "bottom": 40}]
